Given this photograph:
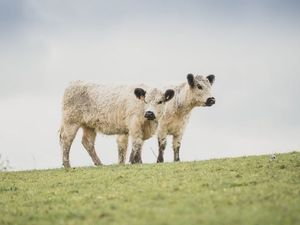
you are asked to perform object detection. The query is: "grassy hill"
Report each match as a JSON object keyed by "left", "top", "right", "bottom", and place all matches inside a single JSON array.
[{"left": 0, "top": 152, "right": 299, "bottom": 225}]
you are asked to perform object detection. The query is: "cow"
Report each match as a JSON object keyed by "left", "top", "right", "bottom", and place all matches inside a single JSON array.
[
  {"left": 59, "top": 81, "right": 174, "bottom": 168},
  {"left": 117, "top": 74, "right": 215, "bottom": 164},
  {"left": 156, "top": 74, "right": 216, "bottom": 162}
]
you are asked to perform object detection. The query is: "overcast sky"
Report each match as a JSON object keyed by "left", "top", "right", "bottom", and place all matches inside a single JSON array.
[{"left": 0, "top": 0, "right": 299, "bottom": 171}]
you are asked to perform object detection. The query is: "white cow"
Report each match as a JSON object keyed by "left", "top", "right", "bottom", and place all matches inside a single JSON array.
[
  {"left": 156, "top": 74, "right": 216, "bottom": 162},
  {"left": 118, "top": 74, "right": 215, "bottom": 163},
  {"left": 59, "top": 81, "right": 174, "bottom": 168}
]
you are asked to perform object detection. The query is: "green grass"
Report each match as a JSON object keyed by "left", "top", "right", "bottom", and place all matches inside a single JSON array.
[{"left": 1, "top": 152, "right": 300, "bottom": 225}]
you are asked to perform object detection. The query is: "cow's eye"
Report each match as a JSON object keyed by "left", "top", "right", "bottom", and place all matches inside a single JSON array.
[
  {"left": 197, "top": 84, "right": 203, "bottom": 90},
  {"left": 157, "top": 101, "right": 163, "bottom": 104}
]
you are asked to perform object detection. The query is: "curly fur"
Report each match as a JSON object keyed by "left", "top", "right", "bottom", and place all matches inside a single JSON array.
[
  {"left": 118, "top": 74, "right": 216, "bottom": 163},
  {"left": 59, "top": 81, "right": 174, "bottom": 168},
  {"left": 156, "top": 74, "right": 216, "bottom": 162}
]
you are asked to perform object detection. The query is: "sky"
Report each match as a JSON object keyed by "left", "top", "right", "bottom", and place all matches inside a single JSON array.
[{"left": 0, "top": 0, "right": 299, "bottom": 171}]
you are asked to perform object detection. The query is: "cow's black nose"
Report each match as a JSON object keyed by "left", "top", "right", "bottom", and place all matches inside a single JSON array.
[
  {"left": 206, "top": 97, "right": 215, "bottom": 106},
  {"left": 144, "top": 111, "right": 156, "bottom": 120}
]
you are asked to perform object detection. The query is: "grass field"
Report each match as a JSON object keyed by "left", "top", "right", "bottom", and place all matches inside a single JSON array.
[{"left": 0, "top": 152, "right": 300, "bottom": 225}]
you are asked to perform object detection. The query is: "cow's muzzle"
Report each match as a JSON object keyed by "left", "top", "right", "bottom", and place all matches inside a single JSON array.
[
  {"left": 205, "top": 97, "right": 215, "bottom": 106},
  {"left": 144, "top": 111, "right": 156, "bottom": 120}
]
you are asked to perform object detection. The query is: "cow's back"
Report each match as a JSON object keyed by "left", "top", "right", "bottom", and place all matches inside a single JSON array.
[{"left": 62, "top": 81, "right": 144, "bottom": 135}]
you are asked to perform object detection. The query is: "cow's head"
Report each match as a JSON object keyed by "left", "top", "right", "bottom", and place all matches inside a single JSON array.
[
  {"left": 134, "top": 88, "right": 174, "bottom": 120},
  {"left": 187, "top": 73, "right": 216, "bottom": 107}
]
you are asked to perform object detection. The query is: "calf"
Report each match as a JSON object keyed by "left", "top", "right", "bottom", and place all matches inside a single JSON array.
[
  {"left": 156, "top": 74, "right": 216, "bottom": 162},
  {"left": 59, "top": 81, "right": 174, "bottom": 168}
]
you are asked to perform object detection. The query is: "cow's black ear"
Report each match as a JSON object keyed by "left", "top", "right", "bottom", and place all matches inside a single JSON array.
[
  {"left": 164, "top": 89, "right": 175, "bottom": 102},
  {"left": 187, "top": 73, "right": 195, "bottom": 87},
  {"left": 134, "top": 88, "right": 146, "bottom": 100},
  {"left": 207, "top": 74, "right": 215, "bottom": 85}
]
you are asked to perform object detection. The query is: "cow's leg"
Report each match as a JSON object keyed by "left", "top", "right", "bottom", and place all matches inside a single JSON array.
[
  {"left": 117, "top": 135, "right": 129, "bottom": 165},
  {"left": 82, "top": 127, "right": 102, "bottom": 166},
  {"left": 129, "top": 138, "right": 143, "bottom": 164},
  {"left": 172, "top": 133, "right": 183, "bottom": 162},
  {"left": 128, "top": 118, "right": 144, "bottom": 164},
  {"left": 60, "top": 123, "right": 80, "bottom": 169},
  {"left": 157, "top": 134, "right": 167, "bottom": 163}
]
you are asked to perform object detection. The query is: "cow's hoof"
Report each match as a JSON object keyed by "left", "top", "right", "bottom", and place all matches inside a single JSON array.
[
  {"left": 131, "top": 158, "right": 142, "bottom": 164},
  {"left": 134, "top": 159, "right": 142, "bottom": 164},
  {"left": 133, "top": 154, "right": 141, "bottom": 164},
  {"left": 94, "top": 162, "right": 103, "bottom": 166},
  {"left": 157, "top": 156, "right": 164, "bottom": 163},
  {"left": 63, "top": 161, "right": 71, "bottom": 169},
  {"left": 129, "top": 153, "right": 135, "bottom": 164}
]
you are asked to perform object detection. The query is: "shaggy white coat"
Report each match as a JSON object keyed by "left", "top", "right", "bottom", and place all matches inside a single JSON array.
[
  {"left": 59, "top": 81, "right": 173, "bottom": 168},
  {"left": 118, "top": 74, "right": 215, "bottom": 163},
  {"left": 156, "top": 75, "right": 215, "bottom": 162}
]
